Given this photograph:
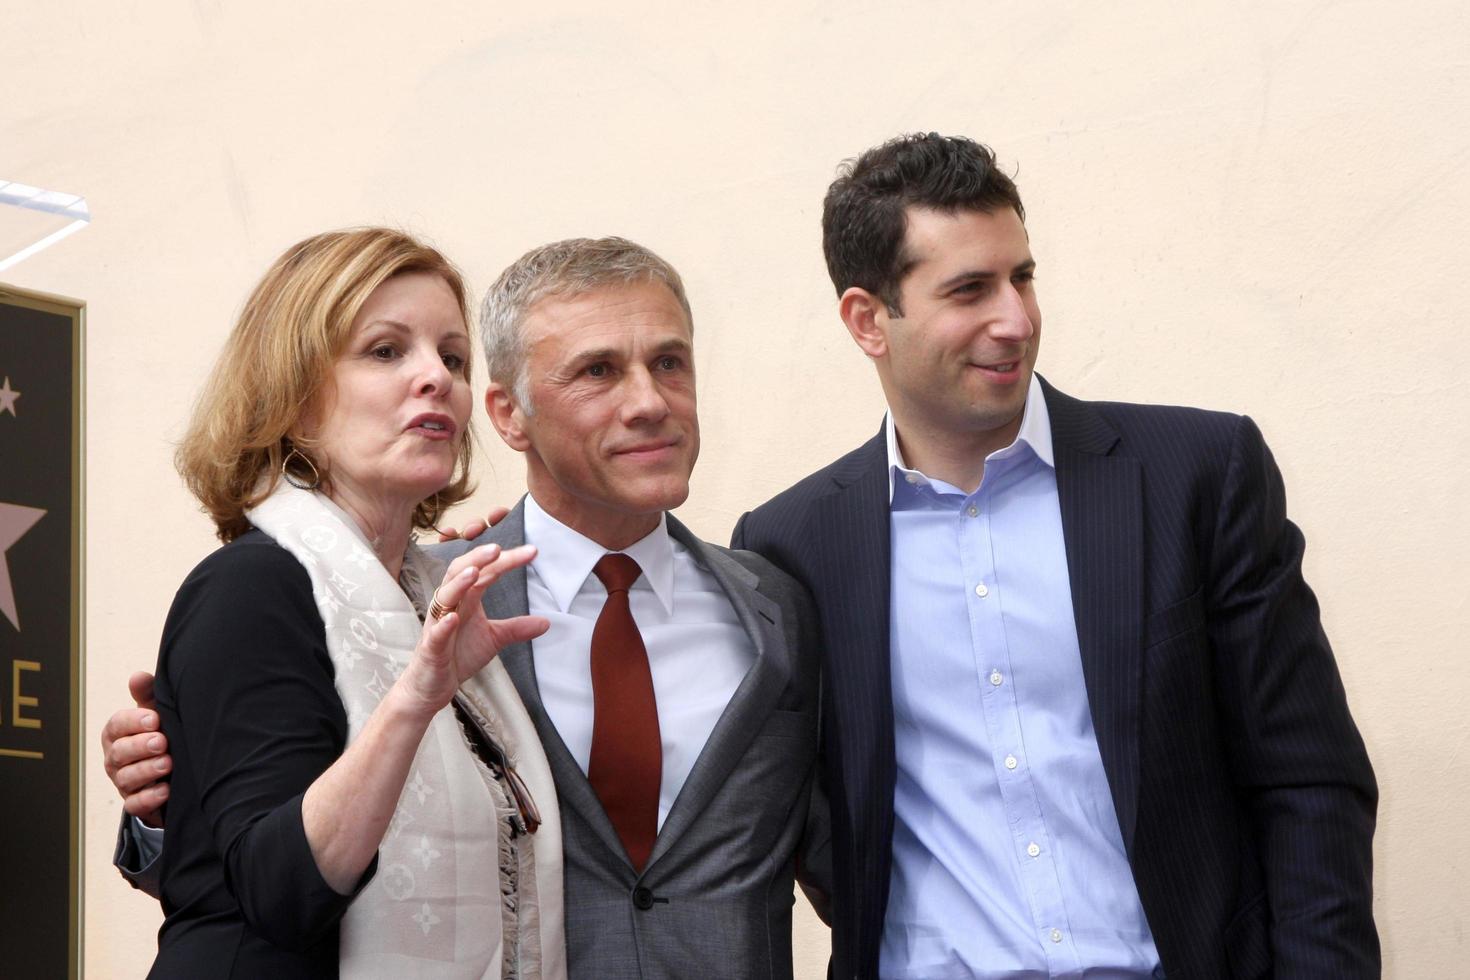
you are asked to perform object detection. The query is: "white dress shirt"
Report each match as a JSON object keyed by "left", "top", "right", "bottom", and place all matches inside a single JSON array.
[{"left": 522, "top": 494, "right": 756, "bottom": 829}]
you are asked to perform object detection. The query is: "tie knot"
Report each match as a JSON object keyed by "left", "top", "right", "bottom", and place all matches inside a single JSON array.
[{"left": 593, "top": 553, "right": 643, "bottom": 594}]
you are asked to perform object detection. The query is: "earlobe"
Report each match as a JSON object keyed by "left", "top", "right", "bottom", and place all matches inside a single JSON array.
[
  {"left": 839, "top": 287, "right": 889, "bottom": 360},
  {"left": 485, "top": 384, "right": 531, "bottom": 453}
]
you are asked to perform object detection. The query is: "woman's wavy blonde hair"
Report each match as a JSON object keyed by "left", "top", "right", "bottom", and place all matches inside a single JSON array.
[{"left": 177, "top": 227, "right": 475, "bottom": 543}]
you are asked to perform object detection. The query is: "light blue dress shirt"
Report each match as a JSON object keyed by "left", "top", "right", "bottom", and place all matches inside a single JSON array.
[{"left": 879, "top": 377, "right": 1164, "bottom": 979}]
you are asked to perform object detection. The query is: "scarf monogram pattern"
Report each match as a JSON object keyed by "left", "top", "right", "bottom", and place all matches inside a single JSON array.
[{"left": 249, "top": 484, "right": 565, "bottom": 978}]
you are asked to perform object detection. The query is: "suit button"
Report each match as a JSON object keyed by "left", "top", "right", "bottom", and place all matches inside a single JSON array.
[{"left": 632, "top": 886, "right": 655, "bottom": 910}]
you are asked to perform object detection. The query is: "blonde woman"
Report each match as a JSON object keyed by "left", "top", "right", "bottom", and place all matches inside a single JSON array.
[{"left": 146, "top": 229, "right": 564, "bottom": 978}]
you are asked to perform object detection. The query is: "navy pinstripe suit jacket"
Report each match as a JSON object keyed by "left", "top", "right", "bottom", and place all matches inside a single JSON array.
[{"left": 731, "top": 378, "right": 1378, "bottom": 980}]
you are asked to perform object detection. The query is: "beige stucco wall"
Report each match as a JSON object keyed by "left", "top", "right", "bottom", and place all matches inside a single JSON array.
[{"left": 6, "top": 1, "right": 1467, "bottom": 975}]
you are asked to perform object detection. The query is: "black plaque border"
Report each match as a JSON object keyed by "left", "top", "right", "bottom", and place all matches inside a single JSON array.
[{"left": 0, "top": 282, "right": 84, "bottom": 979}]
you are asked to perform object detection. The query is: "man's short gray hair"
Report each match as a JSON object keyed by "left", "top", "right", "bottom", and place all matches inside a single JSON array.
[{"left": 479, "top": 236, "right": 694, "bottom": 411}]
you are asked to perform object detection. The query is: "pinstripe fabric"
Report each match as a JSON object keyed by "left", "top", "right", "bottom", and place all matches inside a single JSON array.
[{"left": 733, "top": 377, "right": 1378, "bottom": 980}]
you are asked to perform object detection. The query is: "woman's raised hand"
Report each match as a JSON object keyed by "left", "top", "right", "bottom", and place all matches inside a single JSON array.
[{"left": 396, "top": 543, "right": 550, "bottom": 719}]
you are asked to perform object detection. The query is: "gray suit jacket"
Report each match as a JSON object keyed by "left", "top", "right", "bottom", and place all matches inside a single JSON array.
[{"left": 433, "top": 501, "right": 829, "bottom": 980}]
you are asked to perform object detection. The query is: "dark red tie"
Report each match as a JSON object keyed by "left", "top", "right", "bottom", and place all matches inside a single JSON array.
[{"left": 587, "top": 554, "right": 661, "bottom": 870}]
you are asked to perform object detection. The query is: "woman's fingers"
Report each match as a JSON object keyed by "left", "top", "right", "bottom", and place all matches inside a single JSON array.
[
  {"left": 431, "top": 543, "right": 536, "bottom": 624},
  {"left": 432, "top": 543, "right": 508, "bottom": 616},
  {"left": 456, "top": 545, "right": 537, "bottom": 612},
  {"left": 419, "top": 558, "right": 488, "bottom": 668},
  {"left": 474, "top": 544, "right": 536, "bottom": 588},
  {"left": 418, "top": 606, "right": 460, "bottom": 665},
  {"left": 422, "top": 544, "right": 534, "bottom": 642},
  {"left": 412, "top": 545, "right": 541, "bottom": 696},
  {"left": 439, "top": 542, "right": 501, "bottom": 584},
  {"left": 486, "top": 614, "right": 551, "bottom": 650}
]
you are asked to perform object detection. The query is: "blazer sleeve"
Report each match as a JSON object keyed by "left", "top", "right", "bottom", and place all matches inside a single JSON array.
[
  {"left": 792, "top": 579, "right": 834, "bottom": 923},
  {"left": 1206, "top": 416, "right": 1379, "bottom": 975},
  {"left": 156, "top": 540, "right": 375, "bottom": 951},
  {"left": 796, "top": 763, "right": 835, "bottom": 924},
  {"left": 739, "top": 529, "right": 836, "bottom": 922}
]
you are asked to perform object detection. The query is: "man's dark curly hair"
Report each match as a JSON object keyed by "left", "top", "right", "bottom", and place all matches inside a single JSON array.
[{"left": 822, "top": 133, "right": 1025, "bottom": 315}]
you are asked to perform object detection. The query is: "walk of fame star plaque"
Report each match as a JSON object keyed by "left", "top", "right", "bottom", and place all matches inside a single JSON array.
[{"left": 0, "top": 282, "right": 84, "bottom": 979}]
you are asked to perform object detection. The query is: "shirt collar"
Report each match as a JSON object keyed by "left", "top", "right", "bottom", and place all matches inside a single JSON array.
[
  {"left": 885, "top": 373, "right": 1055, "bottom": 501},
  {"left": 522, "top": 493, "right": 676, "bottom": 615}
]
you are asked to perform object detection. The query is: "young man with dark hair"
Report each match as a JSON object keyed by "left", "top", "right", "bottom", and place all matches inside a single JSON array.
[{"left": 734, "top": 132, "right": 1378, "bottom": 980}]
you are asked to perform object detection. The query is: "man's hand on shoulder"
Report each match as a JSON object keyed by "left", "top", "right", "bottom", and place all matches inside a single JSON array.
[
  {"left": 434, "top": 505, "right": 511, "bottom": 543},
  {"left": 101, "top": 671, "right": 172, "bottom": 828}
]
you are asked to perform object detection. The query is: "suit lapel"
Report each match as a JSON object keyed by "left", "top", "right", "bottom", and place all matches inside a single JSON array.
[
  {"left": 1044, "top": 379, "right": 1144, "bottom": 855},
  {"left": 472, "top": 501, "right": 535, "bottom": 698},
  {"left": 476, "top": 501, "right": 631, "bottom": 864},
  {"left": 644, "top": 515, "right": 791, "bottom": 870},
  {"left": 479, "top": 502, "right": 803, "bottom": 875}
]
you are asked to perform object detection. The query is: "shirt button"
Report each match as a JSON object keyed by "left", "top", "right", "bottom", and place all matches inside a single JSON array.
[
  {"left": 989, "top": 670, "right": 1003, "bottom": 686},
  {"left": 1004, "top": 754, "right": 1018, "bottom": 770},
  {"left": 1050, "top": 928, "right": 1063, "bottom": 943},
  {"left": 1027, "top": 842, "right": 1041, "bottom": 857},
  {"left": 974, "top": 582, "right": 989, "bottom": 597},
  {"left": 905, "top": 473, "right": 919, "bottom": 484},
  {"left": 966, "top": 505, "right": 978, "bottom": 517}
]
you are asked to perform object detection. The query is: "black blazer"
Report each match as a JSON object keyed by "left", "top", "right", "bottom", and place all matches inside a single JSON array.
[{"left": 732, "top": 378, "right": 1378, "bottom": 980}]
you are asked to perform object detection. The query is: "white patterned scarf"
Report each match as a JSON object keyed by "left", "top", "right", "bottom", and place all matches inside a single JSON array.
[{"left": 248, "top": 483, "right": 566, "bottom": 979}]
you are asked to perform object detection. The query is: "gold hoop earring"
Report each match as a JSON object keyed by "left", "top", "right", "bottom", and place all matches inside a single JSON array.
[{"left": 282, "top": 447, "right": 321, "bottom": 490}]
